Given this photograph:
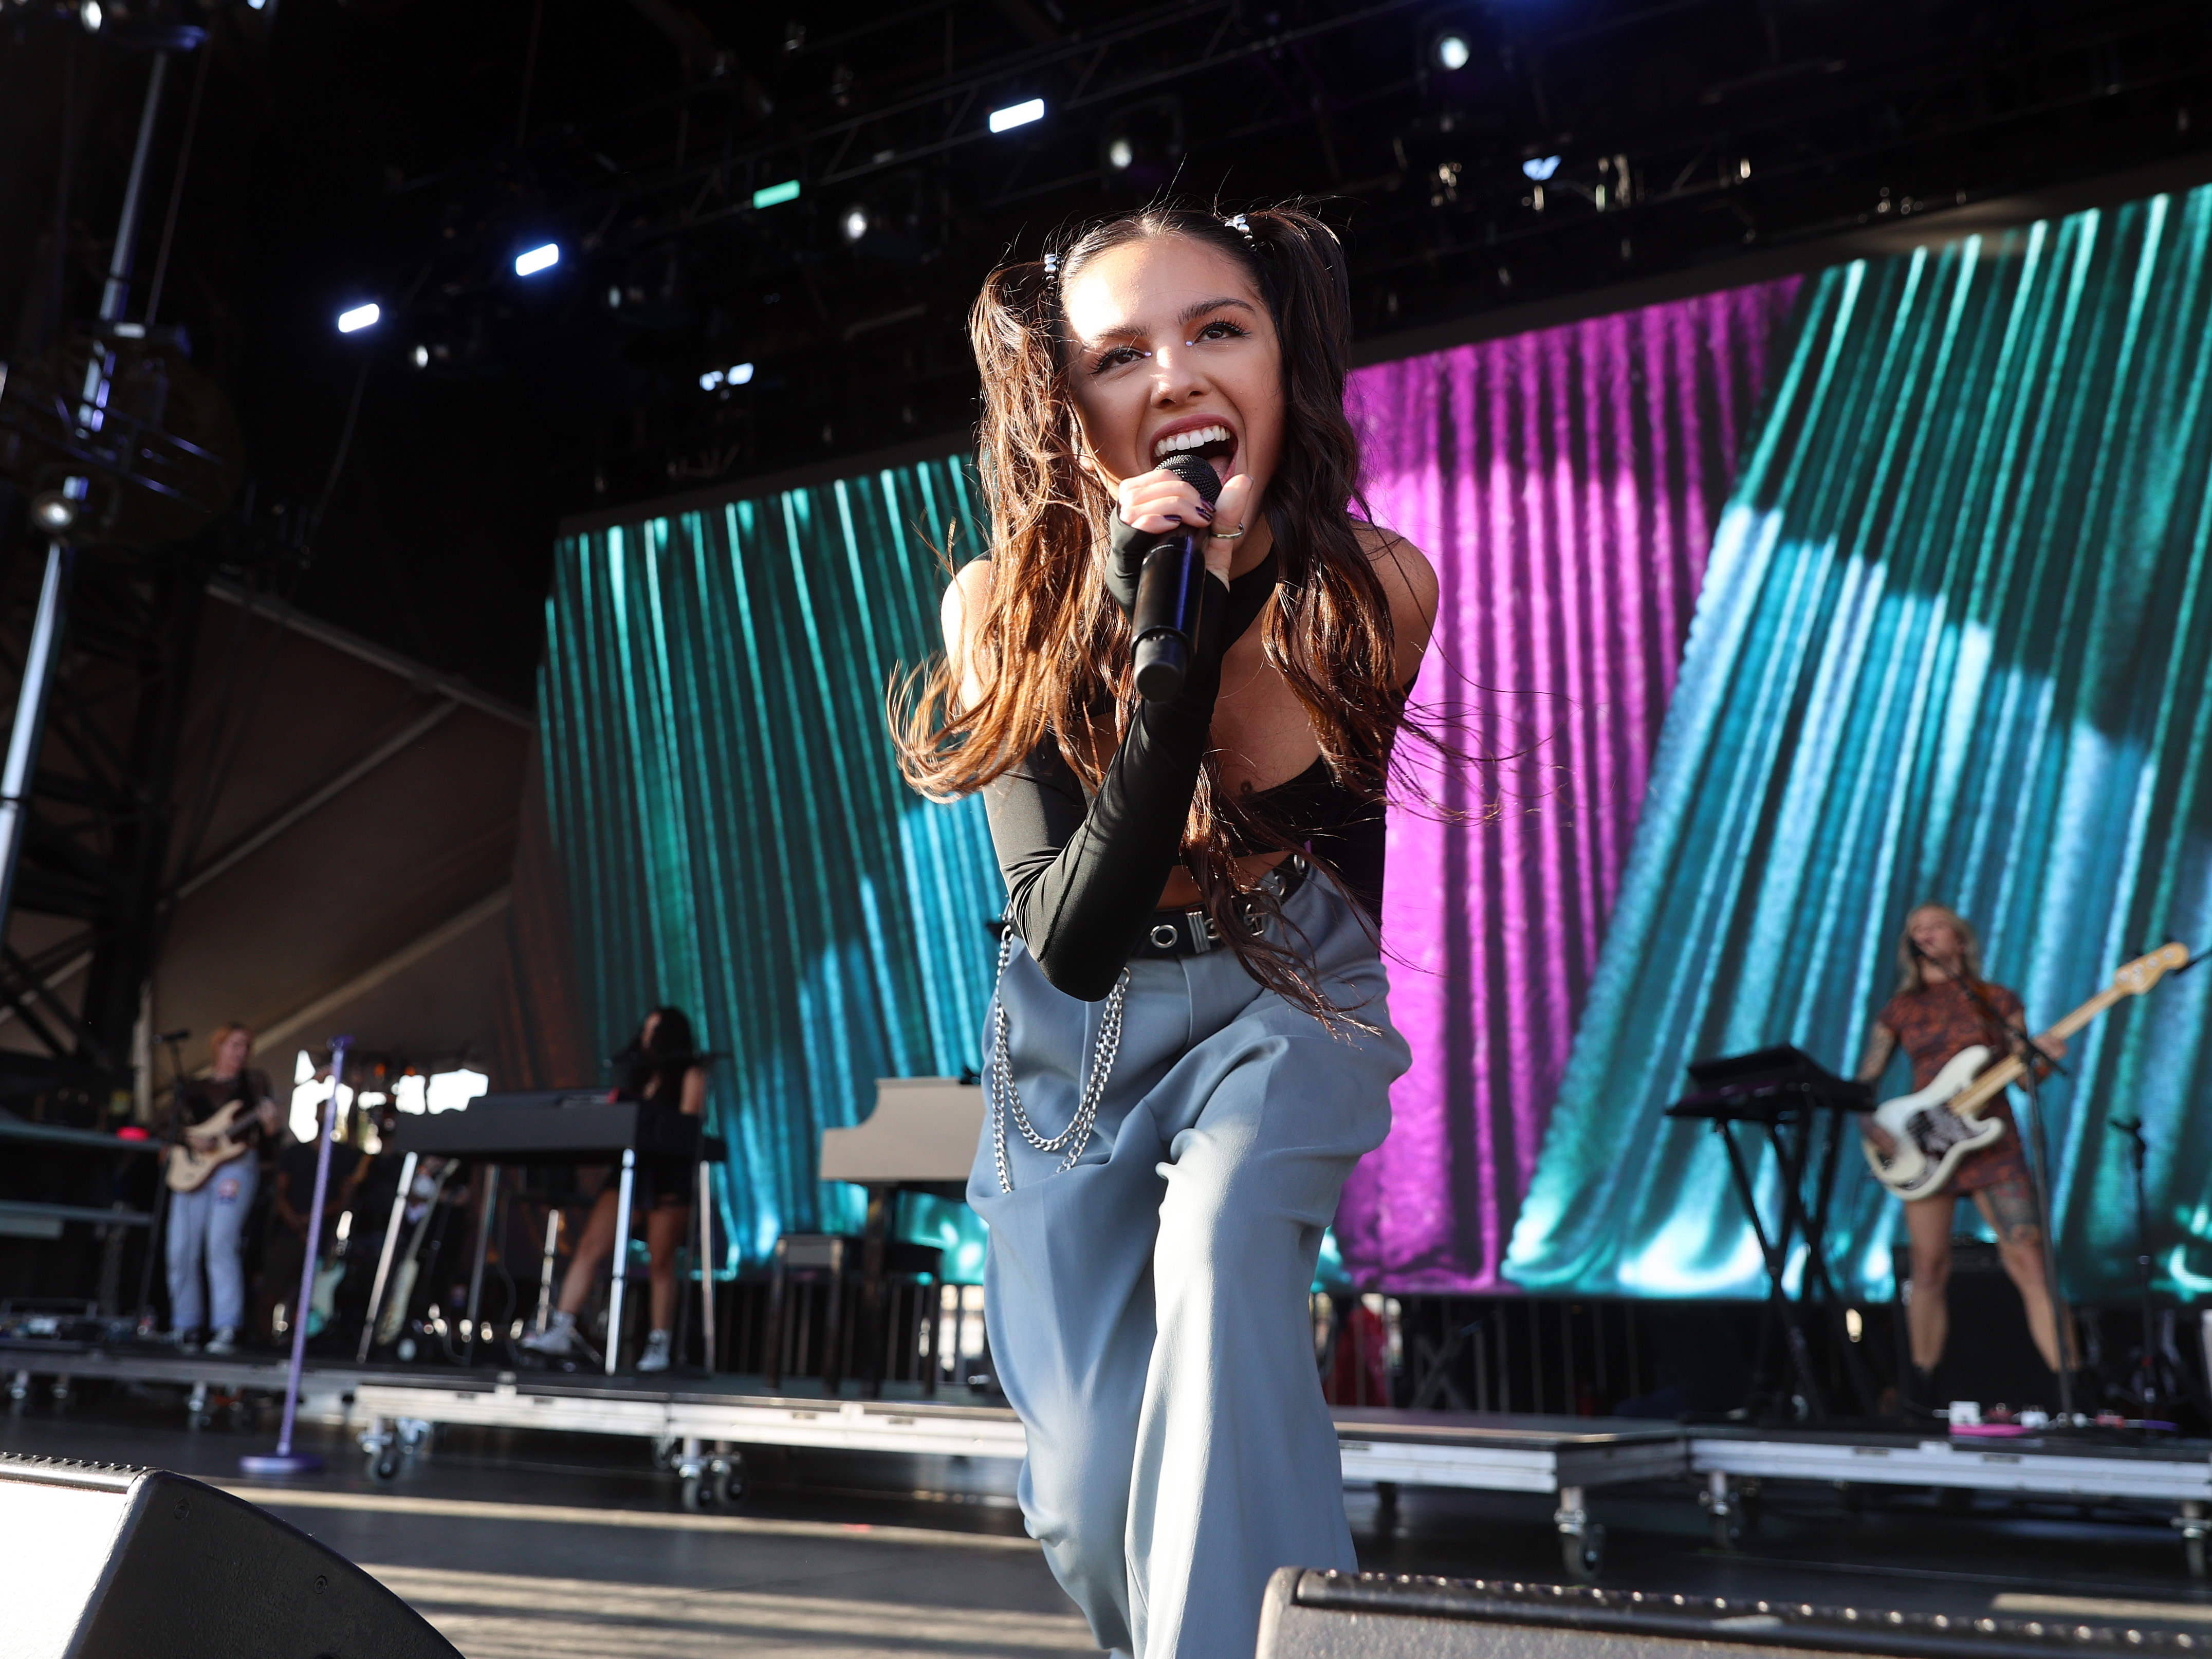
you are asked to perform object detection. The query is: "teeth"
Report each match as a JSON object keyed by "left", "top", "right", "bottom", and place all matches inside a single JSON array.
[{"left": 1152, "top": 423, "right": 1231, "bottom": 460}]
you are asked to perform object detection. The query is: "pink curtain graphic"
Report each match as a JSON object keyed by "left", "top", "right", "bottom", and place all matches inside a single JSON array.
[{"left": 1338, "top": 279, "right": 1803, "bottom": 1292}]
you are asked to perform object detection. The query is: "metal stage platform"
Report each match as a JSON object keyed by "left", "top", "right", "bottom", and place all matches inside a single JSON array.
[
  {"left": 8, "top": 1337, "right": 2210, "bottom": 1581},
  {"left": 1690, "top": 1428, "right": 2212, "bottom": 1573}
]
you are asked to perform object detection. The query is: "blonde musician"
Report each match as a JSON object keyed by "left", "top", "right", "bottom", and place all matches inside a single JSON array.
[
  {"left": 1855, "top": 906, "right": 2069, "bottom": 1399},
  {"left": 161, "top": 1023, "right": 282, "bottom": 1354}
]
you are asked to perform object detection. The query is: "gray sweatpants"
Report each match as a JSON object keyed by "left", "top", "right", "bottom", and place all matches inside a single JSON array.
[{"left": 969, "top": 874, "right": 1407, "bottom": 1659}]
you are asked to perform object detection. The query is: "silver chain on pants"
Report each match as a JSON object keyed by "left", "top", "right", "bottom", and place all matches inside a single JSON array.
[{"left": 988, "top": 925, "right": 1128, "bottom": 1194}]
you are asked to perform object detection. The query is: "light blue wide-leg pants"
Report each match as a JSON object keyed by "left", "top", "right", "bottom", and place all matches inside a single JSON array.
[{"left": 969, "top": 875, "right": 1407, "bottom": 1659}]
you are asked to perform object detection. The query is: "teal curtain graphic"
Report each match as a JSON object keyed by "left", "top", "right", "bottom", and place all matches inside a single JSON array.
[
  {"left": 539, "top": 457, "right": 1003, "bottom": 1277},
  {"left": 1506, "top": 192, "right": 2212, "bottom": 1302}
]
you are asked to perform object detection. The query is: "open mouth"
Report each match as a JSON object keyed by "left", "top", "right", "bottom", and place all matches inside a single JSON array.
[{"left": 1152, "top": 421, "right": 1238, "bottom": 480}]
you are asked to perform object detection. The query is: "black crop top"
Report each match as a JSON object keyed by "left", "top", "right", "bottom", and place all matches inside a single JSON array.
[{"left": 982, "top": 552, "right": 1389, "bottom": 1002}]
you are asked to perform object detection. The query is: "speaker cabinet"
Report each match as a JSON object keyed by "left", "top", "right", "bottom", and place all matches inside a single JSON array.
[
  {"left": 0, "top": 1456, "right": 459, "bottom": 1658},
  {"left": 1257, "top": 1570, "right": 2165, "bottom": 1659}
]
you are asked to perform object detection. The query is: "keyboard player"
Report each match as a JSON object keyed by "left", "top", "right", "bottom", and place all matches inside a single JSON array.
[{"left": 523, "top": 1007, "right": 707, "bottom": 1373}]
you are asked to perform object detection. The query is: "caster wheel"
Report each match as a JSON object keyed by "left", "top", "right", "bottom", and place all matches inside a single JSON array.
[
  {"left": 187, "top": 1411, "right": 213, "bottom": 1432},
  {"left": 1562, "top": 1524, "right": 1605, "bottom": 1582},
  {"left": 1711, "top": 1511, "right": 1743, "bottom": 1551},
  {"left": 2186, "top": 1534, "right": 2206, "bottom": 1580},
  {"left": 371, "top": 1449, "right": 401, "bottom": 1483},
  {"left": 711, "top": 1459, "right": 747, "bottom": 1510},
  {"left": 651, "top": 1435, "right": 678, "bottom": 1472},
  {"left": 679, "top": 1472, "right": 715, "bottom": 1513}
]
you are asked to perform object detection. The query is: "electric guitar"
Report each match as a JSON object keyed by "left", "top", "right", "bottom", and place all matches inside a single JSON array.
[
  {"left": 1862, "top": 943, "right": 2190, "bottom": 1200},
  {"left": 165, "top": 1099, "right": 261, "bottom": 1193}
]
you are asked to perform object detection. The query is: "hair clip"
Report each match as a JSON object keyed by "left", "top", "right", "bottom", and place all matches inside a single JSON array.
[
  {"left": 1041, "top": 250, "right": 1060, "bottom": 282},
  {"left": 1224, "top": 213, "right": 1256, "bottom": 246}
]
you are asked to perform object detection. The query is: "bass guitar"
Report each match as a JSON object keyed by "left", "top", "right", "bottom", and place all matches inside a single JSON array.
[
  {"left": 1862, "top": 943, "right": 2190, "bottom": 1200},
  {"left": 165, "top": 1099, "right": 261, "bottom": 1193}
]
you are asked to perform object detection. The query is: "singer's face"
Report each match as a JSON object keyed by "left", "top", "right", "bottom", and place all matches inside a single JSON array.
[{"left": 1059, "top": 234, "right": 1283, "bottom": 506}]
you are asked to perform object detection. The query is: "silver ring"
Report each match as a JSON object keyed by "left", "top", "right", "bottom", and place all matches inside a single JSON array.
[{"left": 1206, "top": 524, "right": 1247, "bottom": 541}]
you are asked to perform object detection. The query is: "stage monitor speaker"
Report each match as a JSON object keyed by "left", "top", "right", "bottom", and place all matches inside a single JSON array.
[
  {"left": 0, "top": 1455, "right": 460, "bottom": 1659},
  {"left": 1257, "top": 1570, "right": 2172, "bottom": 1659}
]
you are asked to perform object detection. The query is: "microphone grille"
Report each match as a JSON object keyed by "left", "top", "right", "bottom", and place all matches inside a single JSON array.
[{"left": 1158, "top": 451, "right": 1225, "bottom": 506}]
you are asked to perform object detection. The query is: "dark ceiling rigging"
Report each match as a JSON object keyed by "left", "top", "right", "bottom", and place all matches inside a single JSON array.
[{"left": 4, "top": 0, "right": 2211, "bottom": 710}]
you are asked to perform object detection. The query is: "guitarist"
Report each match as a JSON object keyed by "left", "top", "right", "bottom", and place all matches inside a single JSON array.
[
  {"left": 1855, "top": 905, "right": 2070, "bottom": 1402},
  {"left": 160, "top": 1023, "right": 283, "bottom": 1355}
]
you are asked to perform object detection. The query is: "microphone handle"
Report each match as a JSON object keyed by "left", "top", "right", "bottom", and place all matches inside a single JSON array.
[{"left": 1131, "top": 537, "right": 1206, "bottom": 702}]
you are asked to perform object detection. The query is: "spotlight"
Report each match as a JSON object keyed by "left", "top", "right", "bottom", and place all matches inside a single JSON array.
[
  {"left": 751, "top": 179, "right": 801, "bottom": 209},
  {"left": 1433, "top": 31, "right": 1471, "bottom": 71},
  {"left": 988, "top": 98, "right": 1045, "bottom": 134},
  {"left": 699, "top": 369, "right": 724, "bottom": 392},
  {"left": 728, "top": 362, "right": 754, "bottom": 385},
  {"left": 1521, "top": 155, "right": 1561, "bottom": 181},
  {"left": 514, "top": 243, "right": 560, "bottom": 277},
  {"left": 78, "top": 0, "right": 99, "bottom": 30},
  {"left": 1098, "top": 97, "right": 1184, "bottom": 186},
  {"left": 30, "top": 494, "right": 76, "bottom": 536},
  {"left": 840, "top": 205, "right": 871, "bottom": 244},
  {"left": 412, "top": 344, "right": 430, "bottom": 368},
  {"left": 336, "top": 302, "right": 380, "bottom": 334},
  {"left": 698, "top": 363, "right": 754, "bottom": 392}
]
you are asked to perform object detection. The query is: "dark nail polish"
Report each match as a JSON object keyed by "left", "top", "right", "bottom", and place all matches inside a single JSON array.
[{"left": 1197, "top": 502, "right": 1215, "bottom": 519}]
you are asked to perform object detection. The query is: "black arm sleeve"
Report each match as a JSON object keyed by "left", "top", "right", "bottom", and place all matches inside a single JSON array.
[{"left": 982, "top": 574, "right": 1229, "bottom": 1001}]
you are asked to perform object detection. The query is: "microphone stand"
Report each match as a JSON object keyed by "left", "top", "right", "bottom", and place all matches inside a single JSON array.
[
  {"left": 1912, "top": 940, "right": 2076, "bottom": 1418},
  {"left": 2107, "top": 1116, "right": 2171, "bottom": 1414}
]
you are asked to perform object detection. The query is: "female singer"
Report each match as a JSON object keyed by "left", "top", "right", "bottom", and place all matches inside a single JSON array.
[
  {"left": 896, "top": 205, "right": 1436, "bottom": 1659},
  {"left": 522, "top": 1006, "right": 706, "bottom": 1373}
]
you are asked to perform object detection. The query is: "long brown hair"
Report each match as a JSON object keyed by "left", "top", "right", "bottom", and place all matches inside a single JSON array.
[{"left": 893, "top": 203, "right": 1411, "bottom": 1021}]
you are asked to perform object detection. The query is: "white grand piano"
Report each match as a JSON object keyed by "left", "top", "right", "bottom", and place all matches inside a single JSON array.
[
  {"left": 819, "top": 1077, "right": 984, "bottom": 1188},
  {"left": 815, "top": 1079, "right": 984, "bottom": 1398}
]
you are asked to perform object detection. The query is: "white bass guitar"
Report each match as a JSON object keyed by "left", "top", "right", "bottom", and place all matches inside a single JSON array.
[{"left": 1862, "top": 944, "right": 2190, "bottom": 1200}]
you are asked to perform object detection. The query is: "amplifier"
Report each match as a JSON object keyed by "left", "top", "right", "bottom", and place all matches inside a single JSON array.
[
  {"left": 1257, "top": 1571, "right": 2189, "bottom": 1659},
  {"left": 0, "top": 1456, "right": 459, "bottom": 1658}
]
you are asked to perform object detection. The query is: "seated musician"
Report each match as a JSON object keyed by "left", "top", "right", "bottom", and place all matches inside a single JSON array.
[
  {"left": 522, "top": 1006, "right": 706, "bottom": 1373},
  {"left": 1854, "top": 905, "right": 2070, "bottom": 1402},
  {"left": 161, "top": 1023, "right": 283, "bottom": 1355}
]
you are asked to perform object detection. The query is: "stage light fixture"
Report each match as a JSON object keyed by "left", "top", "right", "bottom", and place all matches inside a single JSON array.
[
  {"left": 336, "top": 302, "right": 380, "bottom": 334},
  {"left": 840, "top": 205, "right": 871, "bottom": 244},
  {"left": 699, "top": 369, "right": 724, "bottom": 391},
  {"left": 78, "top": 0, "right": 99, "bottom": 30},
  {"left": 1107, "top": 137, "right": 1135, "bottom": 170},
  {"left": 752, "top": 179, "right": 801, "bottom": 209},
  {"left": 1522, "top": 155, "right": 1561, "bottom": 181},
  {"left": 728, "top": 362, "right": 754, "bottom": 385},
  {"left": 1433, "top": 31, "right": 1471, "bottom": 71},
  {"left": 412, "top": 344, "right": 430, "bottom": 368},
  {"left": 514, "top": 243, "right": 560, "bottom": 277},
  {"left": 989, "top": 98, "right": 1045, "bottom": 134}
]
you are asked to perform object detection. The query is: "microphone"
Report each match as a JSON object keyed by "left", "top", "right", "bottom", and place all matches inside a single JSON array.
[{"left": 1131, "top": 453, "right": 1225, "bottom": 703}]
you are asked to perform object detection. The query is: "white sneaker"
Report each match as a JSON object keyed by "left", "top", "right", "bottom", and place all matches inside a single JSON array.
[
  {"left": 520, "top": 1310, "right": 578, "bottom": 1358},
  {"left": 637, "top": 1329, "right": 672, "bottom": 1373},
  {"left": 204, "top": 1328, "right": 238, "bottom": 1357}
]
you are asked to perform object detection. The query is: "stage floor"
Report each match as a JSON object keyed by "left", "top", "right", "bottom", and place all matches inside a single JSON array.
[{"left": 9, "top": 1386, "right": 2212, "bottom": 1656}]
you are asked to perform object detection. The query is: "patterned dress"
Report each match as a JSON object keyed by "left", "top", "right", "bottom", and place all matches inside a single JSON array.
[{"left": 1873, "top": 979, "right": 2035, "bottom": 1197}]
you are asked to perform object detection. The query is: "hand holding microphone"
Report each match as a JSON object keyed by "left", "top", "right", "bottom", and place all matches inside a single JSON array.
[{"left": 1114, "top": 455, "right": 1251, "bottom": 702}]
